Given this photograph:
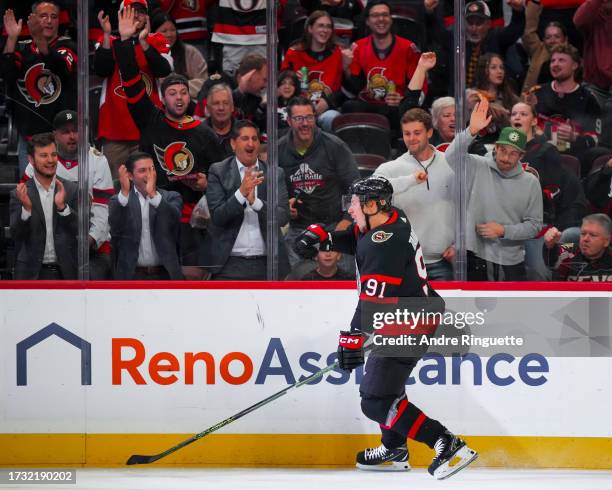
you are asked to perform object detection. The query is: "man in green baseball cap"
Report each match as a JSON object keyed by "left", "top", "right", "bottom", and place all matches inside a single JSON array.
[
  {"left": 443, "top": 96, "right": 543, "bottom": 281},
  {"left": 494, "top": 126, "right": 527, "bottom": 173}
]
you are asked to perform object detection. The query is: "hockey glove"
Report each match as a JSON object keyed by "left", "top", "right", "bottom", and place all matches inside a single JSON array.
[
  {"left": 337, "top": 331, "right": 365, "bottom": 372},
  {"left": 294, "top": 223, "right": 331, "bottom": 258}
]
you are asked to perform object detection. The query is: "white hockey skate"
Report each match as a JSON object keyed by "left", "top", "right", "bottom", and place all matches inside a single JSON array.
[
  {"left": 356, "top": 444, "right": 411, "bottom": 471},
  {"left": 428, "top": 431, "right": 478, "bottom": 480}
]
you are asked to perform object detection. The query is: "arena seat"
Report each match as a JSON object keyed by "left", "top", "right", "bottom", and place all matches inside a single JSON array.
[
  {"left": 588, "top": 153, "right": 612, "bottom": 176},
  {"left": 332, "top": 113, "right": 392, "bottom": 159},
  {"left": 560, "top": 154, "right": 581, "bottom": 178},
  {"left": 354, "top": 153, "right": 386, "bottom": 177},
  {"left": 392, "top": 15, "right": 425, "bottom": 50}
]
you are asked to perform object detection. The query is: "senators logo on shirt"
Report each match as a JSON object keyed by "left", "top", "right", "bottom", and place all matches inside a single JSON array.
[
  {"left": 302, "top": 71, "right": 331, "bottom": 103},
  {"left": 17, "top": 63, "right": 61, "bottom": 107},
  {"left": 371, "top": 231, "right": 393, "bottom": 243},
  {"left": 363, "top": 67, "right": 390, "bottom": 101},
  {"left": 154, "top": 141, "right": 195, "bottom": 177}
]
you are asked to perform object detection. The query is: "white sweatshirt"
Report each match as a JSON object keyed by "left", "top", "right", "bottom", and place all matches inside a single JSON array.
[{"left": 374, "top": 146, "right": 455, "bottom": 264}]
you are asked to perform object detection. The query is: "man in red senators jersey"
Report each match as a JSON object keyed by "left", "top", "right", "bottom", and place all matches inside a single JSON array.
[
  {"left": 341, "top": 0, "right": 428, "bottom": 128},
  {"left": 295, "top": 175, "right": 478, "bottom": 479},
  {"left": 1, "top": 2, "right": 77, "bottom": 175},
  {"left": 115, "top": 5, "right": 225, "bottom": 279}
]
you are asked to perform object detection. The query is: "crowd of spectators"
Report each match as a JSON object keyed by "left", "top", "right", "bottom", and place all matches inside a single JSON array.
[{"left": 0, "top": 0, "right": 610, "bottom": 282}]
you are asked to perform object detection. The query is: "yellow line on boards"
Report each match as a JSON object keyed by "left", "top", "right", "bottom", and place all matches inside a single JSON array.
[{"left": 0, "top": 434, "right": 611, "bottom": 469}]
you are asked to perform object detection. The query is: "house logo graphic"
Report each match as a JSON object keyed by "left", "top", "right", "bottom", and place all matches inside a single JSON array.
[{"left": 16, "top": 323, "right": 91, "bottom": 386}]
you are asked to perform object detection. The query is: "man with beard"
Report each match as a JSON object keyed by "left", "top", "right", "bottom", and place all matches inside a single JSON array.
[
  {"left": 522, "top": 1, "right": 568, "bottom": 92},
  {"left": 94, "top": 0, "right": 172, "bottom": 177},
  {"left": 531, "top": 44, "right": 602, "bottom": 163},
  {"left": 1, "top": 1, "right": 77, "bottom": 175},
  {"left": 424, "top": 0, "right": 525, "bottom": 90},
  {"left": 278, "top": 96, "right": 359, "bottom": 267},
  {"left": 23, "top": 110, "right": 114, "bottom": 279},
  {"left": 10, "top": 132, "right": 78, "bottom": 280},
  {"left": 115, "top": 5, "right": 225, "bottom": 279},
  {"left": 445, "top": 96, "right": 543, "bottom": 281}
]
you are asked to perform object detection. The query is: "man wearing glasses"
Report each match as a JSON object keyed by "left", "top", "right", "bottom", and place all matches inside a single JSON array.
[
  {"left": 341, "top": 0, "right": 428, "bottom": 127},
  {"left": 278, "top": 96, "right": 359, "bottom": 268}
]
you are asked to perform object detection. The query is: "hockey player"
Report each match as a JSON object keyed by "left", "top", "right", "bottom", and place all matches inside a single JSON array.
[
  {"left": 295, "top": 175, "right": 478, "bottom": 479},
  {"left": 115, "top": 5, "right": 225, "bottom": 279}
]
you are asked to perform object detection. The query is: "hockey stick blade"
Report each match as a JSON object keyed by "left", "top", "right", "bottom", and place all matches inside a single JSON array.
[
  {"left": 126, "top": 454, "right": 161, "bottom": 465},
  {"left": 125, "top": 360, "right": 341, "bottom": 465}
]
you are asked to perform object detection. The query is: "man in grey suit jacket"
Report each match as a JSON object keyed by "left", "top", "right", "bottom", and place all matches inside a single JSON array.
[
  {"left": 202, "top": 120, "right": 290, "bottom": 280},
  {"left": 109, "top": 152, "right": 183, "bottom": 280},
  {"left": 10, "top": 133, "right": 78, "bottom": 280}
]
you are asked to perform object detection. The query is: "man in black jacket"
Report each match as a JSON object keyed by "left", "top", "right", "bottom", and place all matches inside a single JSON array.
[
  {"left": 114, "top": 5, "right": 224, "bottom": 279},
  {"left": 109, "top": 152, "right": 183, "bottom": 280},
  {"left": 201, "top": 121, "right": 290, "bottom": 280},
  {"left": 10, "top": 133, "right": 78, "bottom": 280}
]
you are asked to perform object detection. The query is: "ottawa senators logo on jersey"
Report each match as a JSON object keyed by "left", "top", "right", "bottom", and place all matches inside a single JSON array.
[
  {"left": 154, "top": 141, "right": 195, "bottom": 176},
  {"left": 302, "top": 71, "right": 331, "bottom": 103},
  {"left": 362, "top": 67, "right": 390, "bottom": 101},
  {"left": 371, "top": 231, "right": 393, "bottom": 243},
  {"left": 17, "top": 63, "right": 61, "bottom": 107},
  {"left": 114, "top": 72, "right": 154, "bottom": 99},
  {"left": 230, "top": 0, "right": 265, "bottom": 12}
]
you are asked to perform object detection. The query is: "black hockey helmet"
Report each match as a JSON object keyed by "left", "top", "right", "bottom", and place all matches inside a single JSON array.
[{"left": 348, "top": 175, "right": 393, "bottom": 212}]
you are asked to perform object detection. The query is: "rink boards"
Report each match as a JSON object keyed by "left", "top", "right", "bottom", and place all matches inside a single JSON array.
[{"left": 0, "top": 282, "right": 611, "bottom": 468}]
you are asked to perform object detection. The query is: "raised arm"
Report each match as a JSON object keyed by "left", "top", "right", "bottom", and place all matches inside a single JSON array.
[{"left": 522, "top": 0, "right": 543, "bottom": 57}]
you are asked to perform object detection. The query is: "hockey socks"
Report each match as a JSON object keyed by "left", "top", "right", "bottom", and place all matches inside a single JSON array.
[{"left": 362, "top": 395, "right": 446, "bottom": 448}]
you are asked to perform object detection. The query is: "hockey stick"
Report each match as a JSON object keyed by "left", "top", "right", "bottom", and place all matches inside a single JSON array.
[{"left": 126, "top": 359, "right": 341, "bottom": 465}]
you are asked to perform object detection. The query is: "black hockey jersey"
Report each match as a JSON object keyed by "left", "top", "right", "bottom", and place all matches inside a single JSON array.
[
  {"left": 544, "top": 243, "right": 612, "bottom": 282},
  {"left": 329, "top": 208, "right": 438, "bottom": 334},
  {"left": 535, "top": 83, "right": 602, "bottom": 155},
  {"left": 114, "top": 39, "right": 225, "bottom": 221},
  {"left": 0, "top": 36, "right": 77, "bottom": 137}
]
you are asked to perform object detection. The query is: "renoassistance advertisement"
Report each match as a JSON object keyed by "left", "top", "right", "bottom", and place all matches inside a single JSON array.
[{"left": 0, "top": 287, "right": 611, "bottom": 467}]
